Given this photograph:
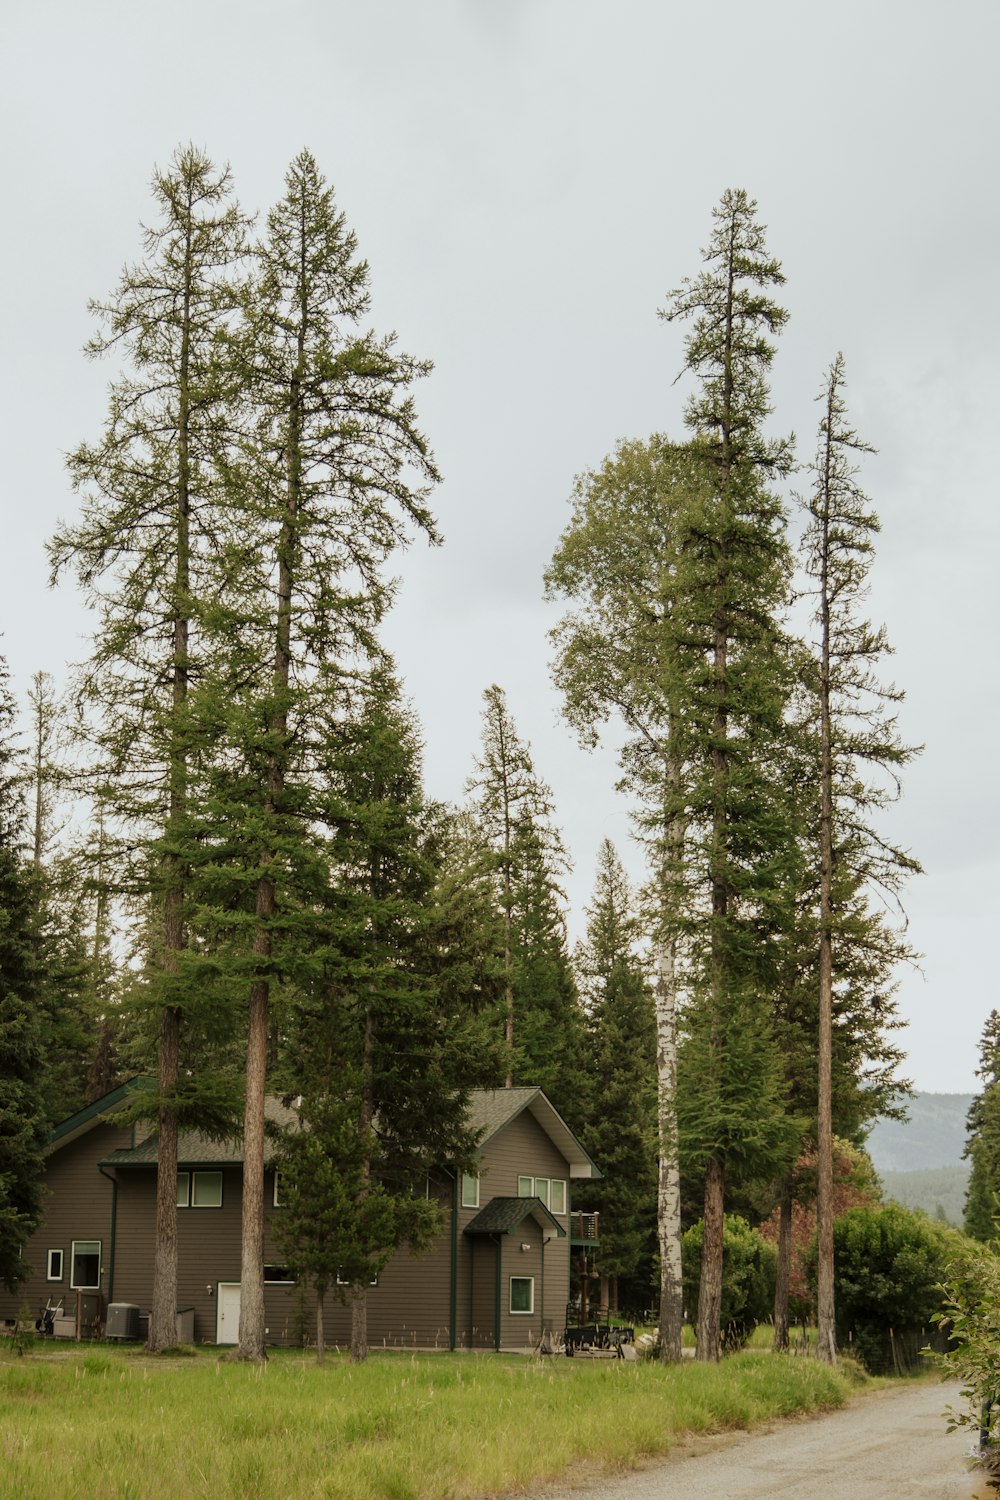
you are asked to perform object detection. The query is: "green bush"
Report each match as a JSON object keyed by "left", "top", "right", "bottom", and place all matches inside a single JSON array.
[
  {"left": 682, "top": 1215, "right": 776, "bottom": 1351},
  {"left": 825, "top": 1203, "right": 965, "bottom": 1370}
]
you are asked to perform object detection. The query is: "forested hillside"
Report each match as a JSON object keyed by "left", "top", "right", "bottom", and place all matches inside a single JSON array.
[{"left": 866, "top": 1092, "right": 972, "bottom": 1173}]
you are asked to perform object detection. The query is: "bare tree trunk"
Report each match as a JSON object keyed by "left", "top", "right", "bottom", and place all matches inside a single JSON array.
[
  {"left": 237, "top": 964, "right": 269, "bottom": 1361},
  {"left": 350, "top": 1287, "right": 369, "bottom": 1364},
  {"left": 696, "top": 1157, "right": 725, "bottom": 1362},
  {"left": 315, "top": 1290, "right": 325, "bottom": 1365},
  {"left": 148, "top": 1005, "right": 180, "bottom": 1351},
  {"left": 150, "top": 220, "right": 194, "bottom": 1354},
  {"left": 772, "top": 1178, "right": 792, "bottom": 1352},
  {"left": 655, "top": 935, "right": 684, "bottom": 1363}
]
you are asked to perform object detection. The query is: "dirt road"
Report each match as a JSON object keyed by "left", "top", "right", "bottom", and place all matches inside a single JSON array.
[{"left": 541, "top": 1379, "right": 989, "bottom": 1499}]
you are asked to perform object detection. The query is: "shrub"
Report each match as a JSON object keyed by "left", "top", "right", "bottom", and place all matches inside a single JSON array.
[
  {"left": 824, "top": 1203, "right": 964, "bottom": 1370},
  {"left": 682, "top": 1215, "right": 776, "bottom": 1350}
]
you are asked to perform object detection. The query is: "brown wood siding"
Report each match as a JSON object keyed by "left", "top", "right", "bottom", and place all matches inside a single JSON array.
[
  {"left": 0, "top": 1121, "right": 132, "bottom": 1327},
  {"left": 453, "top": 1108, "right": 571, "bottom": 1350}
]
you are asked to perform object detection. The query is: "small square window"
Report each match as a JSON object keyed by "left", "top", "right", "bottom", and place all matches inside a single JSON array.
[
  {"left": 177, "top": 1172, "right": 191, "bottom": 1208},
  {"left": 47, "top": 1249, "right": 64, "bottom": 1282},
  {"left": 509, "top": 1276, "right": 534, "bottom": 1314},
  {"left": 461, "top": 1172, "right": 479, "bottom": 1209},
  {"left": 191, "top": 1171, "right": 222, "bottom": 1208}
]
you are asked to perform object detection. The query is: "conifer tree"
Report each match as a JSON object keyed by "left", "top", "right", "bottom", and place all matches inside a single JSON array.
[
  {"left": 0, "top": 660, "right": 47, "bottom": 1292},
  {"left": 964, "top": 1012, "right": 1000, "bottom": 1241},
  {"left": 467, "top": 686, "right": 585, "bottom": 1111},
  {"left": 275, "top": 677, "right": 490, "bottom": 1362},
  {"left": 214, "top": 150, "right": 439, "bottom": 1360},
  {"left": 50, "top": 146, "right": 251, "bottom": 1350},
  {"left": 659, "top": 189, "right": 798, "bottom": 1361},
  {"left": 573, "top": 841, "right": 657, "bottom": 1312},
  {"left": 800, "top": 354, "right": 920, "bottom": 1360}
]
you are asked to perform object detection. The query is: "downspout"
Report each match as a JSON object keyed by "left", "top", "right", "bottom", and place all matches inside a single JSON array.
[
  {"left": 97, "top": 1165, "right": 118, "bottom": 1305},
  {"left": 541, "top": 1234, "right": 545, "bottom": 1335},
  {"left": 494, "top": 1234, "right": 502, "bottom": 1353},
  {"left": 449, "top": 1171, "right": 458, "bottom": 1351}
]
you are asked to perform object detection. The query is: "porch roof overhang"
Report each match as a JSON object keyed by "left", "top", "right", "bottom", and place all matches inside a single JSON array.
[{"left": 462, "top": 1195, "right": 566, "bottom": 1240}]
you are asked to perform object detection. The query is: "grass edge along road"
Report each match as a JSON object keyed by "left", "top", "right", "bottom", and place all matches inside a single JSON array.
[{"left": 0, "top": 1345, "right": 868, "bottom": 1500}]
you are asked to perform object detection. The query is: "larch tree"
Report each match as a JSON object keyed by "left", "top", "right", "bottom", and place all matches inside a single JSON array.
[
  {"left": 659, "top": 188, "right": 798, "bottom": 1362},
  {"left": 49, "top": 146, "right": 251, "bottom": 1350},
  {"left": 216, "top": 150, "right": 439, "bottom": 1361},
  {"left": 800, "top": 354, "right": 920, "bottom": 1362}
]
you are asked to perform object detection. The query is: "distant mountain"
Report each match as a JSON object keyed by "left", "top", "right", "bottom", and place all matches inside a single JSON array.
[
  {"left": 879, "top": 1165, "right": 970, "bottom": 1227},
  {"left": 865, "top": 1091, "right": 973, "bottom": 1174}
]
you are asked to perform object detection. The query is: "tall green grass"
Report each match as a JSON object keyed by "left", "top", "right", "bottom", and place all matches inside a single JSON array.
[{"left": 0, "top": 1346, "right": 862, "bottom": 1500}]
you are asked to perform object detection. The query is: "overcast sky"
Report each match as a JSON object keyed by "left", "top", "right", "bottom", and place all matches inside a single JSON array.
[{"left": 4, "top": 0, "right": 996, "bottom": 1093}]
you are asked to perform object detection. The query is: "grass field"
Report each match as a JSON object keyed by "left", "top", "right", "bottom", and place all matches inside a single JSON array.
[{"left": 0, "top": 1343, "right": 864, "bottom": 1500}]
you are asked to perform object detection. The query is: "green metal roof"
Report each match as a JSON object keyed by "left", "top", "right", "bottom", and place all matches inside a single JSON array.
[{"left": 463, "top": 1195, "right": 566, "bottom": 1238}]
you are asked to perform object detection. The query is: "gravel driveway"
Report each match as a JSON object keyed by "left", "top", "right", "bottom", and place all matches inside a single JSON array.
[{"left": 538, "top": 1378, "right": 988, "bottom": 1499}]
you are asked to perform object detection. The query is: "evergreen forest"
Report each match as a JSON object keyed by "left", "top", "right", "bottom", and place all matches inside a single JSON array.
[{"left": 1, "top": 149, "right": 949, "bottom": 1368}]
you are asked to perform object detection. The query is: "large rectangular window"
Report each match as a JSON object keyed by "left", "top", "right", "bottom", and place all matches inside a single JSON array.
[
  {"left": 179, "top": 1171, "right": 223, "bottom": 1207},
  {"left": 71, "top": 1240, "right": 101, "bottom": 1290},
  {"left": 461, "top": 1172, "right": 479, "bottom": 1209},
  {"left": 509, "top": 1276, "right": 534, "bottom": 1314},
  {"left": 517, "top": 1176, "right": 566, "bottom": 1215},
  {"left": 263, "top": 1265, "right": 295, "bottom": 1284},
  {"left": 47, "top": 1249, "right": 64, "bottom": 1282}
]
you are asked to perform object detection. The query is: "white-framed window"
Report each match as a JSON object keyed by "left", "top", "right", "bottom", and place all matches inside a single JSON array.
[
  {"left": 460, "top": 1171, "right": 480, "bottom": 1209},
  {"left": 517, "top": 1176, "right": 566, "bottom": 1214},
  {"left": 273, "top": 1172, "right": 281, "bottom": 1207},
  {"left": 47, "top": 1248, "right": 64, "bottom": 1282},
  {"left": 263, "top": 1264, "right": 295, "bottom": 1284},
  {"left": 71, "top": 1240, "right": 101, "bottom": 1290},
  {"left": 509, "top": 1276, "right": 534, "bottom": 1314},
  {"left": 178, "top": 1170, "right": 223, "bottom": 1208},
  {"left": 336, "top": 1269, "right": 380, "bottom": 1287}
]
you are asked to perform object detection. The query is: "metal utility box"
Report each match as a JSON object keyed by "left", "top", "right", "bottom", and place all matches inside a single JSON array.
[
  {"left": 175, "top": 1307, "right": 195, "bottom": 1343},
  {"left": 106, "top": 1303, "right": 141, "bottom": 1340}
]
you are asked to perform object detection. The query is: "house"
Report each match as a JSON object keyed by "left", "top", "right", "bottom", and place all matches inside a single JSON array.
[{"left": 1, "top": 1083, "right": 600, "bottom": 1352}]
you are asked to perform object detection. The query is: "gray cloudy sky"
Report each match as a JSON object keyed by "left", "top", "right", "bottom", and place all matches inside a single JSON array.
[{"left": 3, "top": 0, "right": 996, "bottom": 1092}]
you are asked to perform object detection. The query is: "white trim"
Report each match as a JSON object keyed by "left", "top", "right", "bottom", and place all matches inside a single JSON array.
[
  {"left": 509, "top": 1275, "right": 534, "bottom": 1315},
  {"left": 47, "top": 1248, "right": 64, "bottom": 1282},
  {"left": 70, "top": 1239, "right": 101, "bottom": 1291}
]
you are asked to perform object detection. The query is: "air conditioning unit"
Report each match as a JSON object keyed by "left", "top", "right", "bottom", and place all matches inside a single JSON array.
[{"left": 106, "top": 1303, "right": 141, "bottom": 1340}]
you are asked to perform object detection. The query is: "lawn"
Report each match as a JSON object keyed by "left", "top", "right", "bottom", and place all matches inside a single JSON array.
[{"left": 0, "top": 1344, "right": 863, "bottom": 1500}]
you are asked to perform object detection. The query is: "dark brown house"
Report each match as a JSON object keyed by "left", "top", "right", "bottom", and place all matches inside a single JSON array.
[{"left": 1, "top": 1084, "right": 599, "bottom": 1351}]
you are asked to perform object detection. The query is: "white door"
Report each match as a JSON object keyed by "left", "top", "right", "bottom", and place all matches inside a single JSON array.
[{"left": 216, "top": 1282, "right": 240, "bottom": 1344}]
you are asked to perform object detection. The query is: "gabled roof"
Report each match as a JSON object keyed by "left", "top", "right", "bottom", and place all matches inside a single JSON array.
[
  {"left": 467, "top": 1088, "right": 600, "bottom": 1180},
  {"left": 47, "top": 1077, "right": 154, "bottom": 1154},
  {"left": 101, "top": 1097, "right": 298, "bottom": 1168},
  {"left": 463, "top": 1196, "right": 566, "bottom": 1239}
]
